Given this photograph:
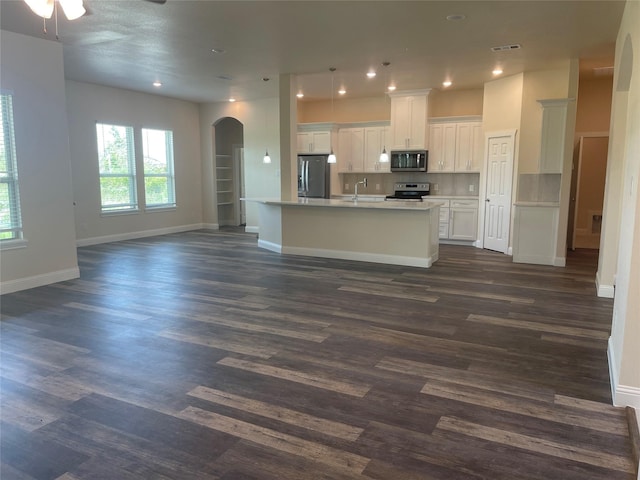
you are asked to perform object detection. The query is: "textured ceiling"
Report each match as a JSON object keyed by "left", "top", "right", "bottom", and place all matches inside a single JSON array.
[{"left": 0, "top": 0, "right": 624, "bottom": 103}]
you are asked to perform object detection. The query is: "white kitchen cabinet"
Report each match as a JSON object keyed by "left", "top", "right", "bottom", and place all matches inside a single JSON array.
[
  {"left": 538, "top": 99, "right": 572, "bottom": 174},
  {"left": 428, "top": 123, "right": 456, "bottom": 172},
  {"left": 297, "top": 130, "right": 332, "bottom": 154},
  {"left": 389, "top": 90, "right": 431, "bottom": 150},
  {"left": 449, "top": 200, "right": 479, "bottom": 240},
  {"left": 428, "top": 119, "right": 483, "bottom": 173},
  {"left": 455, "top": 122, "right": 484, "bottom": 172},
  {"left": 337, "top": 128, "right": 365, "bottom": 173},
  {"left": 364, "top": 126, "right": 391, "bottom": 173},
  {"left": 432, "top": 197, "right": 478, "bottom": 242}
]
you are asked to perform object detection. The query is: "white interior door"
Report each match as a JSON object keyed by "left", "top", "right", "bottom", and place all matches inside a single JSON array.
[{"left": 483, "top": 135, "right": 514, "bottom": 253}]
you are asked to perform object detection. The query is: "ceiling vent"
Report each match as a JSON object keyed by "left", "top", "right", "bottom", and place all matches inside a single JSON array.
[{"left": 491, "top": 44, "right": 522, "bottom": 52}]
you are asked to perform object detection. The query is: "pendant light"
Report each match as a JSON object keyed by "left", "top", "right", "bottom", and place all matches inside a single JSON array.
[
  {"left": 327, "top": 67, "right": 337, "bottom": 164},
  {"left": 262, "top": 78, "right": 272, "bottom": 164},
  {"left": 379, "top": 62, "right": 391, "bottom": 163}
]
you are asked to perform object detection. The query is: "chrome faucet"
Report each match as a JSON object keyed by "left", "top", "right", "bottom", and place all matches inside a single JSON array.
[{"left": 353, "top": 177, "right": 368, "bottom": 200}]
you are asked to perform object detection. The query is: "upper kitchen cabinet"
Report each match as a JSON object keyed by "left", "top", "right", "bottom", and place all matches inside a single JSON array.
[
  {"left": 537, "top": 99, "right": 573, "bottom": 174},
  {"left": 337, "top": 127, "right": 365, "bottom": 173},
  {"left": 428, "top": 117, "right": 483, "bottom": 173},
  {"left": 389, "top": 90, "right": 431, "bottom": 150},
  {"left": 297, "top": 123, "right": 336, "bottom": 154},
  {"left": 364, "top": 125, "right": 390, "bottom": 173}
]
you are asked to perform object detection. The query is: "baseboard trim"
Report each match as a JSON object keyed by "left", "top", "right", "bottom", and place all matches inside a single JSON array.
[
  {"left": 609, "top": 337, "right": 640, "bottom": 410},
  {"left": 201, "top": 223, "right": 220, "bottom": 230},
  {"left": 282, "top": 245, "right": 435, "bottom": 268},
  {"left": 553, "top": 256, "right": 566, "bottom": 267},
  {"left": 257, "top": 239, "right": 282, "bottom": 254},
  {"left": 76, "top": 224, "right": 205, "bottom": 247},
  {"left": 245, "top": 226, "right": 259, "bottom": 234},
  {"left": 0, "top": 267, "right": 80, "bottom": 295},
  {"left": 596, "top": 271, "right": 615, "bottom": 298}
]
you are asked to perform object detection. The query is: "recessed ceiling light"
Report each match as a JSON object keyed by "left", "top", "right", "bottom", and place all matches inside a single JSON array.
[
  {"left": 296, "top": 92, "right": 304, "bottom": 98},
  {"left": 367, "top": 71, "right": 376, "bottom": 78},
  {"left": 387, "top": 85, "right": 396, "bottom": 91},
  {"left": 442, "top": 81, "right": 452, "bottom": 87},
  {"left": 492, "top": 68, "right": 503, "bottom": 76},
  {"left": 153, "top": 81, "right": 162, "bottom": 87},
  {"left": 446, "top": 14, "right": 466, "bottom": 21},
  {"left": 229, "top": 98, "right": 236, "bottom": 102},
  {"left": 211, "top": 48, "right": 226, "bottom": 54},
  {"left": 338, "top": 88, "right": 346, "bottom": 95}
]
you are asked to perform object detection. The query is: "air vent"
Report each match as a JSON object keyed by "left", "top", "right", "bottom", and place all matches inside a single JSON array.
[{"left": 491, "top": 44, "right": 522, "bottom": 52}]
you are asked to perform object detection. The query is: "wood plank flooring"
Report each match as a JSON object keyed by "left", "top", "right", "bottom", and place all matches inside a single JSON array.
[{"left": 0, "top": 228, "right": 635, "bottom": 479}]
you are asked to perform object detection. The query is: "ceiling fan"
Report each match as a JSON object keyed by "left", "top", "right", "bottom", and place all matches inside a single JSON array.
[{"left": 24, "top": 0, "right": 166, "bottom": 21}]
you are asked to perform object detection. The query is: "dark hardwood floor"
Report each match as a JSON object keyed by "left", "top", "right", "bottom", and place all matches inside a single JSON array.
[{"left": 0, "top": 229, "right": 635, "bottom": 479}]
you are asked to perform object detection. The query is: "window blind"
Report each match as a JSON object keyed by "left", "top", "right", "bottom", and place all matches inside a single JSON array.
[{"left": 0, "top": 94, "right": 23, "bottom": 240}]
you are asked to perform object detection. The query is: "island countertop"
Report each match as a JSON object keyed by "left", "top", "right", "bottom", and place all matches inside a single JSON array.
[{"left": 244, "top": 197, "right": 442, "bottom": 211}]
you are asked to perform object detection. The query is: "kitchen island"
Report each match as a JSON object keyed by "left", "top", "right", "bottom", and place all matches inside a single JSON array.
[{"left": 246, "top": 198, "right": 441, "bottom": 268}]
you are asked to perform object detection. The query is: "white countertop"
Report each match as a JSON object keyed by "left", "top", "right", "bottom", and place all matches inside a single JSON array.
[
  {"left": 514, "top": 201, "right": 560, "bottom": 207},
  {"left": 244, "top": 197, "right": 441, "bottom": 211}
]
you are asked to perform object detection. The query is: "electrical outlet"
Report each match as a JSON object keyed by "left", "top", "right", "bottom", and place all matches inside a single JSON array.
[
  {"left": 376, "top": 184, "right": 381, "bottom": 191},
  {"left": 345, "top": 183, "right": 349, "bottom": 190},
  {"left": 469, "top": 184, "right": 475, "bottom": 192}
]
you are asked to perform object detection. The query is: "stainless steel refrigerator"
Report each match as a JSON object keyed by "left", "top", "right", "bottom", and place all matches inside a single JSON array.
[{"left": 298, "top": 155, "right": 330, "bottom": 198}]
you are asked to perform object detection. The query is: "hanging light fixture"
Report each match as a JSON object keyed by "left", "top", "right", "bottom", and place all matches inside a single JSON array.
[
  {"left": 24, "top": 0, "right": 86, "bottom": 20},
  {"left": 327, "top": 67, "right": 337, "bottom": 164},
  {"left": 262, "top": 78, "right": 272, "bottom": 164},
  {"left": 379, "top": 62, "right": 391, "bottom": 163}
]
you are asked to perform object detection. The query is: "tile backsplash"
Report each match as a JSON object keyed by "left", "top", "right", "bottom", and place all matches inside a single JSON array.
[
  {"left": 517, "top": 173, "right": 561, "bottom": 202},
  {"left": 338, "top": 172, "right": 479, "bottom": 197}
]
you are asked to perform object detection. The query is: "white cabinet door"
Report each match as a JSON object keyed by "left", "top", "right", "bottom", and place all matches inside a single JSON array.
[
  {"left": 297, "top": 131, "right": 332, "bottom": 154},
  {"left": 364, "top": 126, "right": 391, "bottom": 173},
  {"left": 390, "top": 94, "right": 428, "bottom": 150},
  {"left": 455, "top": 122, "right": 484, "bottom": 172},
  {"left": 428, "top": 123, "right": 455, "bottom": 172},
  {"left": 449, "top": 203, "right": 478, "bottom": 240},
  {"left": 337, "top": 128, "right": 364, "bottom": 173}
]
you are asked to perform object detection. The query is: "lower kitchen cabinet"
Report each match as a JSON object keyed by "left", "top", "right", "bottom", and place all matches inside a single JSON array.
[{"left": 433, "top": 198, "right": 479, "bottom": 242}]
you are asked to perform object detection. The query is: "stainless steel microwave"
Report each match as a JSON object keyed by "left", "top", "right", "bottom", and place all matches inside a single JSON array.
[{"left": 390, "top": 150, "right": 428, "bottom": 172}]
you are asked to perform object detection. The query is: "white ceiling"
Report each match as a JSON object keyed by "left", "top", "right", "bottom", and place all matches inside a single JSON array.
[{"left": 0, "top": 0, "right": 625, "bottom": 104}]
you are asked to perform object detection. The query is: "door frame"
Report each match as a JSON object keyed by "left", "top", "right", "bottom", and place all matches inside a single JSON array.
[
  {"left": 478, "top": 129, "right": 517, "bottom": 253},
  {"left": 570, "top": 133, "right": 609, "bottom": 250}
]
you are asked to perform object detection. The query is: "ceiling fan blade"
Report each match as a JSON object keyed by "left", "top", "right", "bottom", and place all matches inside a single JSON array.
[{"left": 144, "top": 0, "right": 167, "bottom": 4}]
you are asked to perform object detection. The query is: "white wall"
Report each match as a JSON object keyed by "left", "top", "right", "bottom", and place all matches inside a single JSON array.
[
  {"left": 0, "top": 31, "right": 79, "bottom": 294},
  {"left": 66, "top": 81, "right": 203, "bottom": 245},
  {"left": 199, "top": 97, "right": 282, "bottom": 231}
]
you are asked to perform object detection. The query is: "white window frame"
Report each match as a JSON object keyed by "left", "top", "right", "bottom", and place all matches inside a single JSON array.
[
  {"left": 0, "top": 92, "right": 24, "bottom": 243},
  {"left": 96, "top": 123, "right": 138, "bottom": 213},
  {"left": 141, "top": 128, "right": 176, "bottom": 209}
]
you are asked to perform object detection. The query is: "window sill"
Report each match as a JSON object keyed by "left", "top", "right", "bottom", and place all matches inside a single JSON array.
[
  {"left": 145, "top": 205, "right": 177, "bottom": 213},
  {"left": 0, "top": 238, "right": 28, "bottom": 251},
  {"left": 100, "top": 209, "right": 140, "bottom": 217}
]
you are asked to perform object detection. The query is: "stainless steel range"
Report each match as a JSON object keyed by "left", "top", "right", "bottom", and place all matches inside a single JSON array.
[{"left": 385, "top": 183, "right": 430, "bottom": 202}]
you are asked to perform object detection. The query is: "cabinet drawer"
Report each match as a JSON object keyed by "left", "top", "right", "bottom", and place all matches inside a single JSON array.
[
  {"left": 451, "top": 199, "right": 478, "bottom": 208},
  {"left": 439, "top": 222, "right": 449, "bottom": 239}
]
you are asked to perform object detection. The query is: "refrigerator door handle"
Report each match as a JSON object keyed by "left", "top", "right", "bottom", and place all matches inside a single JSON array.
[{"left": 304, "top": 160, "right": 309, "bottom": 194}]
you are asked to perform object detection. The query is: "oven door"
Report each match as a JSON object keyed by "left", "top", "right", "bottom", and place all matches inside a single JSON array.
[{"left": 390, "top": 151, "right": 428, "bottom": 172}]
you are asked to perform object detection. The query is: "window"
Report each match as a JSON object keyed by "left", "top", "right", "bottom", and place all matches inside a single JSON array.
[
  {"left": 96, "top": 123, "right": 137, "bottom": 212},
  {"left": 0, "top": 93, "right": 23, "bottom": 241},
  {"left": 142, "top": 128, "right": 175, "bottom": 208}
]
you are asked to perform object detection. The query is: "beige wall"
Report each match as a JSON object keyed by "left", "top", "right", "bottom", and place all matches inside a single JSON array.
[
  {"left": 430, "top": 89, "right": 484, "bottom": 117},
  {"left": 575, "top": 77, "right": 614, "bottom": 133},
  {"left": 0, "top": 31, "right": 79, "bottom": 293},
  {"left": 297, "top": 96, "right": 389, "bottom": 123}
]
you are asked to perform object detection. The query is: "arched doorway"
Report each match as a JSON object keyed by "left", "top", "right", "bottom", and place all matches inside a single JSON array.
[{"left": 213, "top": 117, "right": 244, "bottom": 227}]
